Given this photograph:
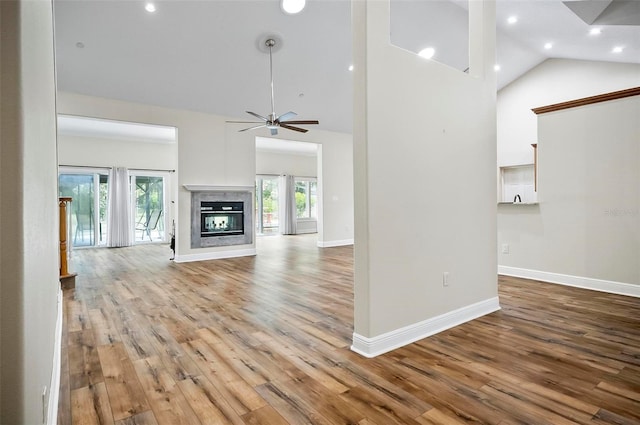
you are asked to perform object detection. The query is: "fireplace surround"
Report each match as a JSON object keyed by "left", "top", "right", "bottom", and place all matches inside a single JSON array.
[{"left": 190, "top": 189, "right": 253, "bottom": 248}]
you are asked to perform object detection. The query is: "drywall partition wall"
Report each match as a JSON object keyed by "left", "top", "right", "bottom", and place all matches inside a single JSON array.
[
  {"left": 316, "top": 133, "right": 354, "bottom": 246},
  {"left": 1, "top": 0, "right": 61, "bottom": 422},
  {"left": 352, "top": 0, "right": 498, "bottom": 357},
  {"left": 498, "top": 59, "right": 640, "bottom": 167},
  {"left": 56, "top": 92, "right": 354, "bottom": 258},
  {"left": 256, "top": 150, "right": 317, "bottom": 177},
  {"left": 498, "top": 94, "right": 640, "bottom": 293}
]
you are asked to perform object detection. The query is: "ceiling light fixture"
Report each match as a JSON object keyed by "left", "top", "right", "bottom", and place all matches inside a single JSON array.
[
  {"left": 145, "top": 2, "right": 156, "bottom": 12},
  {"left": 348, "top": 65, "right": 354, "bottom": 71},
  {"left": 507, "top": 16, "right": 518, "bottom": 24},
  {"left": 544, "top": 42, "right": 553, "bottom": 50},
  {"left": 612, "top": 46, "right": 624, "bottom": 53},
  {"left": 281, "top": 0, "right": 305, "bottom": 14},
  {"left": 418, "top": 47, "right": 435, "bottom": 59},
  {"left": 494, "top": 64, "right": 501, "bottom": 71},
  {"left": 589, "top": 28, "right": 601, "bottom": 36}
]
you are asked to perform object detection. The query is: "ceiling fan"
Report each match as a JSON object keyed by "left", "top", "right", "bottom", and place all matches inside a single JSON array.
[{"left": 227, "top": 38, "right": 319, "bottom": 136}]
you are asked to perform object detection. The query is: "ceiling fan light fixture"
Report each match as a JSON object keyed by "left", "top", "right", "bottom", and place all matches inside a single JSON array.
[
  {"left": 281, "top": 0, "right": 306, "bottom": 15},
  {"left": 227, "top": 36, "right": 319, "bottom": 135}
]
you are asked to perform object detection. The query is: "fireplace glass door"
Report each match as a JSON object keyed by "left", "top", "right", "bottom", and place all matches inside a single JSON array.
[{"left": 201, "top": 201, "right": 244, "bottom": 236}]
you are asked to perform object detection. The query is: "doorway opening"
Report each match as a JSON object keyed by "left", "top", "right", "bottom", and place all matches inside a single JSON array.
[{"left": 254, "top": 137, "right": 321, "bottom": 239}]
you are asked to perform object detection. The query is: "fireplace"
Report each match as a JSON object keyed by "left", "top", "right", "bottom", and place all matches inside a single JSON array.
[
  {"left": 190, "top": 189, "right": 253, "bottom": 248},
  {"left": 201, "top": 201, "right": 244, "bottom": 237}
]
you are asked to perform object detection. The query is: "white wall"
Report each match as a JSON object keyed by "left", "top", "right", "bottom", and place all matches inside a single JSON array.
[
  {"left": 1, "top": 1, "right": 61, "bottom": 422},
  {"left": 256, "top": 150, "right": 317, "bottom": 177},
  {"left": 498, "top": 59, "right": 640, "bottom": 167},
  {"left": 499, "top": 95, "right": 639, "bottom": 289},
  {"left": 58, "top": 134, "right": 177, "bottom": 171},
  {"left": 317, "top": 135, "right": 353, "bottom": 245},
  {"left": 352, "top": 0, "right": 498, "bottom": 355},
  {"left": 497, "top": 59, "right": 640, "bottom": 292}
]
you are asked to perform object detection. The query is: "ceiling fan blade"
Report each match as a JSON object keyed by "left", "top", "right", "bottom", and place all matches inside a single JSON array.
[
  {"left": 277, "top": 111, "right": 297, "bottom": 122},
  {"left": 226, "top": 120, "right": 263, "bottom": 124},
  {"left": 280, "top": 120, "right": 319, "bottom": 125},
  {"left": 246, "top": 111, "right": 269, "bottom": 121},
  {"left": 280, "top": 123, "right": 309, "bottom": 133},
  {"left": 239, "top": 124, "right": 267, "bottom": 132}
]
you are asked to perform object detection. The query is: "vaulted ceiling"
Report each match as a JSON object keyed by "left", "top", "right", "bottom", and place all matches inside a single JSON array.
[{"left": 53, "top": 0, "right": 640, "bottom": 135}]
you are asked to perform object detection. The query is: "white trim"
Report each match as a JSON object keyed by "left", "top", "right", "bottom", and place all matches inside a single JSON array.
[
  {"left": 48, "top": 288, "right": 63, "bottom": 425},
  {"left": 351, "top": 296, "right": 501, "bottom": 358},
  {"left": 498, "top": 266, "right": 640, "bottom": 298},
  {"left": 173, "top": 248, "right": 257, "bottom": 263},
  {"left": 317, "top": 239, "right": 354, "bottom": 248}
]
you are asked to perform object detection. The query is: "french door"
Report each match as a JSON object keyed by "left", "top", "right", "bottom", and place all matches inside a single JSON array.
[
  {"left": 255, "top": 176, "right": 280, "bottom": 235},
  {"left": 131, "top": 173, "right": 168, "bottom": 243},
  {"left": 58, "top": 171, "right": 108, "bottom": 247},
  {"left": 59, "top": 169, "right": 169, "bottom": 246}
]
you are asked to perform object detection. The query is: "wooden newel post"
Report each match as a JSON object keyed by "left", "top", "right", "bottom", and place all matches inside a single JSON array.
[{"left": 59, "top": 197, "right": 73, "bottom": 277}]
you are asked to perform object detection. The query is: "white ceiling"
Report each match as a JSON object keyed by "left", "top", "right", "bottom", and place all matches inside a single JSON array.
[{"left": 53, "top": 0, "right": 640, "bottom": 136}]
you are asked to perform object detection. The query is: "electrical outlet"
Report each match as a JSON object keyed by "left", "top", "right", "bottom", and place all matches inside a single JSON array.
[
  {"left": 443, "top": 272, "right": 450, "bottom": 287},
  {"left": 502, "top": 244, "right": 509, "bottom": 254}
]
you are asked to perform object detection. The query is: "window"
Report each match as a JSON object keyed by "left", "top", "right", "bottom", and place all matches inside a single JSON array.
[{"left": 295, "top": 178, "right": 317, "bottom": 219}]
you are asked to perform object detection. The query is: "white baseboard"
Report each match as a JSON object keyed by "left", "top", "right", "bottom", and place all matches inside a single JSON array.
[
  {"left": 317, "top": 239, "right": 354, "bottom": 248},
  {"left": 498, "top": 266, "right": 640, "bottom": 298},
  {"left": 48, "top": 288, "right": 63, "bottom": 425},
  {"left": 351, "top": 296, "right": 501, "bottom": 358},
  {"left": 173, "top": 248, "right": 257, "bottom": 263}
]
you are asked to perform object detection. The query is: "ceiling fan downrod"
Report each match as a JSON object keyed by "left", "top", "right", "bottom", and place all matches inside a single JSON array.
[{"left": 266, "top": 38, "right": 277, "bottom": 122}]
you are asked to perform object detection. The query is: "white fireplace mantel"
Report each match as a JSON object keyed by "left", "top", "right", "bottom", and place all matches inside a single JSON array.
[{"left": 183, "top": 184, "right": 253, "bottom": 192}]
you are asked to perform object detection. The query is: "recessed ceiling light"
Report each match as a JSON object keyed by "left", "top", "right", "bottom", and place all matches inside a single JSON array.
[
  {"left": 418, "top": 47, "right": 435, "bottom": 59},
  {"left": 507, "top": 16, "right": 518, "bottom": 24},
  {"left": 589, "top": 28, "right": 601, "bottom": 36},
  {"left": 494, "top": 64, "right": 501, "bottom": 72},
  {"left": 348, "top": 65, "right": 354, "bottom": 71},
  {"left": 145, "top": 2, "right": 156, "bottom": 12},
  {"left": 544, "top": 43, "right": 553, "bottom": 50},
  {"left": 75, "top": 41, "right": 85, "bottom": 49},
  {"left": 281, "top": 0, "right": 305, "bottom": 14},
  {"left": 612, "top": 46, "right": 624, "bottom": 53}
]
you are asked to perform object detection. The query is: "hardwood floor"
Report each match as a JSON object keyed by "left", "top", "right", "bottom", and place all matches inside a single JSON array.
[{"left": 58, "top": 235, "right": 640, "bottom": 424}]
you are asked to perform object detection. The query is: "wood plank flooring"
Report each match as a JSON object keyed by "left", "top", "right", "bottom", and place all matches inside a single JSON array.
[{"left": 57, "top": 235, "right": 640, "bottom": 424}]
